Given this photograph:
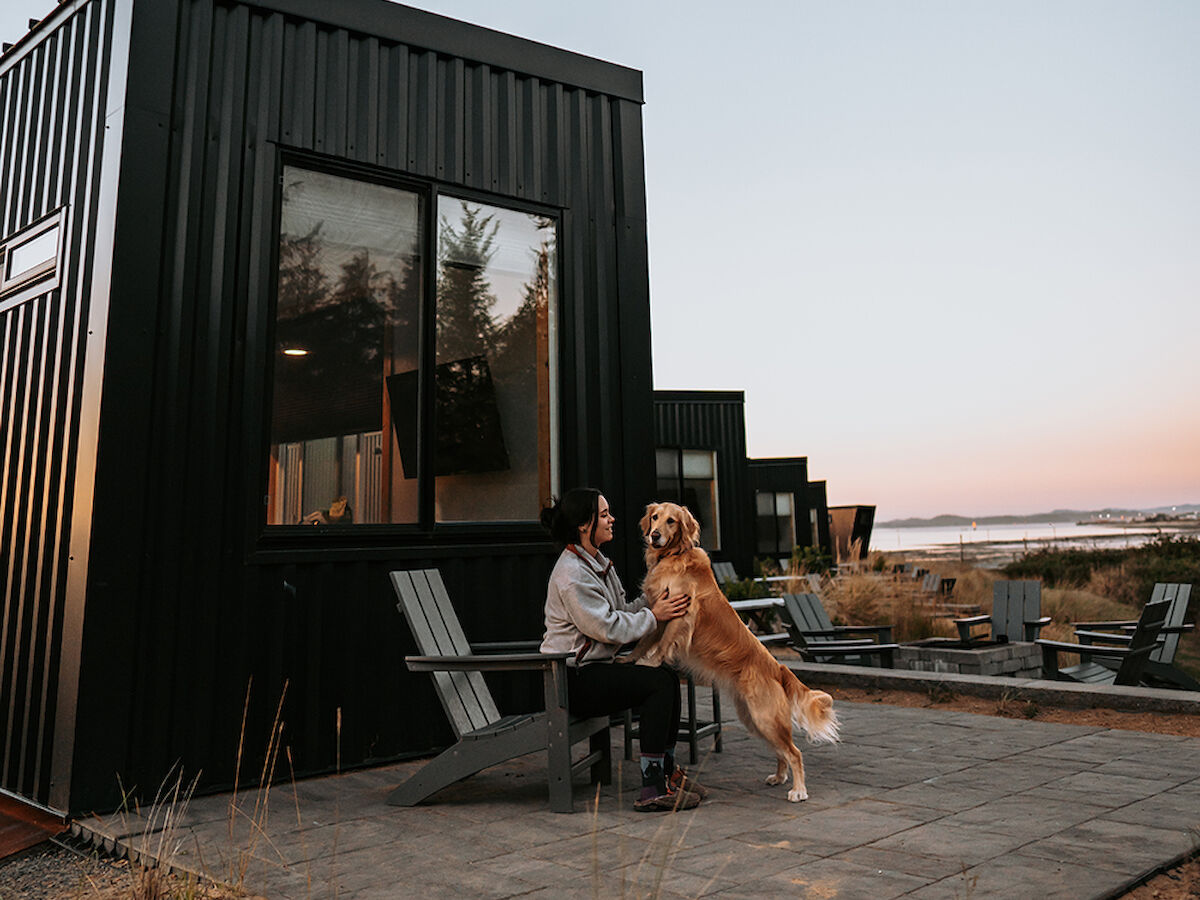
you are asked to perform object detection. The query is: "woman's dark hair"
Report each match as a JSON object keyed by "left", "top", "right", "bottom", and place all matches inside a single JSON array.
[{"left": 540, "top": 488, "right": 602, "bottom": 547}]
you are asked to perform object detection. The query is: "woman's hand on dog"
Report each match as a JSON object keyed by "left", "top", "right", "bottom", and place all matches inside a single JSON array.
[{"left": 651, "top": 590, "right": 691, "bottom": 621}]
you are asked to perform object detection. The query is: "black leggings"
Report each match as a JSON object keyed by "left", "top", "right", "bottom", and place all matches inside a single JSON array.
[{"left": 567, "top": 662, "right": 681, "bottom": 755}]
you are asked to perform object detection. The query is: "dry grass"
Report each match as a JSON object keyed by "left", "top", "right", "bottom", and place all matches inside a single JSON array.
[{"left": 807, "top": 557, "right": 1181, "bottom": 666}]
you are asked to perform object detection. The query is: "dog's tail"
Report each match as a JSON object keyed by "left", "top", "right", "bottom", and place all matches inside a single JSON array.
[{"left": 780, "top": 665, "right": 840, "bottom": 744}]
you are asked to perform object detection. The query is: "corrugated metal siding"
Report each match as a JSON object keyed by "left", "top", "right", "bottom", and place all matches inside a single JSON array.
[
  {"left": 65, "top": 0, "right": 653, "bottom": 811},
  {"left": 652, "top": 392, "right": 755, "bottom": 573},
  {"left": 0, "top": 0, "right": 116, "bottom": 806}
]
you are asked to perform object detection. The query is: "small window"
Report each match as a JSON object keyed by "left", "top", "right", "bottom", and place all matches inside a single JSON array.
[
  {"left": 755, "top": 491, "right": 795, "bottom": 556},
  {"left": 655, "top": 448, "right": 720, "bottom": 549},
  {"left": 1, "top": 212, "right": 63, "bottom": 298}
]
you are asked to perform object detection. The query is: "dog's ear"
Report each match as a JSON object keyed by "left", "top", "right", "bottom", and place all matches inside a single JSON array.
[
  {"left": 639, "top": 504, "right": 656, "bottom": 539},
  {"left": 681, "top": 505, "right": 701, "bottom": 547}
]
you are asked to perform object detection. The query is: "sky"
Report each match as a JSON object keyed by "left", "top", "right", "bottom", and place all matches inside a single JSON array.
[{"left": 3, "top": 0, "right": 1197, "bottom": 519}]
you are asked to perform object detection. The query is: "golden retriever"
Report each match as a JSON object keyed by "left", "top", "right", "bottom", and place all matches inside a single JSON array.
[{"left": 629, "top": 501, "right": 839, "bottom": 801}]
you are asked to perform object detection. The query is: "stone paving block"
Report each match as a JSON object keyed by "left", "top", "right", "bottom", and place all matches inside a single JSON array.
[
  {"left": 866, "top": 821, "right": 1035, "bottom": 867},
  {"left": 910, "top": 851, "right": 1126, "bottom": 900},
  {"left": 1026, "top": 770, "right": 1180, "bottom": 808},
  {"left": 758, "top": 802, "right": 927, "bottom": 853},
  {"left": 1018, "top": 817, "right": 1196, "bottom": 876},
  {"left": 1101, "top": 791, "right": 1200, "bottom": 831},
  {"left": 831, "top": 845, "right": 969, "bottom": 882},
  {"left": 738, "top": 856, "right": 933, "bottom": 900},
  {"left": 935, "top": 793, "right": 1111, "bottom": 839},
  {"left": 666, "top": 837, "right": 819, "bottom": 883}
]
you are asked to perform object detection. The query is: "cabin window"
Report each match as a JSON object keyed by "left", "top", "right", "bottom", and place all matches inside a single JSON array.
[
  {"left": 0, "top": 211, "right": 64, "bottom": 303},
  {"left": 755, "top": 491, "right": 796, "bottom": 556},
  {"left": 266, "top": 164, "right": 558, "bottom": 527},
  {"left": 655, "top": 448, "right": 720, "bottom": 550}
]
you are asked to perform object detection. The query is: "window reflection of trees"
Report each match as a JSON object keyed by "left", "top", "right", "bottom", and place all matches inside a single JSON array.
[{"left": 268, "top": 175, "right": 555, "bottom": 526}]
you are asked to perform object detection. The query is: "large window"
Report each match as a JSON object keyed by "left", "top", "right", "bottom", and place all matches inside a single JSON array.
[
  {"left": 655, "top": 449, "right": 720, "bottom": 550},
  {"left": 755, "top": 491, "right": 796, "bottom": 556},
  {"left": 267, "top": 165, "right": 557, "bottom": 527}
]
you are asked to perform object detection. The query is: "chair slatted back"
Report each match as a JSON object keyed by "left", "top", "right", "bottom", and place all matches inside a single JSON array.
[
  {"left": 1151, "top": 583, "right": 1191, "bottom": 663},
  {"left": 805, "top": 574, "right": 823, "bottom": 593},
  {"left": 783, "top": 593, "right": 835, "bottom": 644},
  {"left": 1115, "top": 599, "right": 1171, "bottom": 685},
  {"left": 712, "top": 562, "right": 738, "bottom": 586},
  {"left": 993, "top": 580, "right": 1041, "bottom": 642},
  {"left": 392, "top": 569, "right": 501, "bottom": 738}
]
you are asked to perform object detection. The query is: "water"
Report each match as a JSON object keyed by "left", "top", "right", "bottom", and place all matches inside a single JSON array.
[{"left": 871, "top": 520, "right": 1165, "bottom": 554}]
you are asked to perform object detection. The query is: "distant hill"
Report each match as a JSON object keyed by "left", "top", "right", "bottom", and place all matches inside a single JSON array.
[{"left": 877, "top": 504, "right": 1200, "bottom": 528}]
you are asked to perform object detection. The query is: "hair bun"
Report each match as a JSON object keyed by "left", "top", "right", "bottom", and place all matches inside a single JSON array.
[{"left": 539, "top": 496, "right": 561, "bottom": 533}]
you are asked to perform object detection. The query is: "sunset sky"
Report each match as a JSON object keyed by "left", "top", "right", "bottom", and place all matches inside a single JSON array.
[{"left": 4, "top": 0, "right": 1196, "bottom": 519}]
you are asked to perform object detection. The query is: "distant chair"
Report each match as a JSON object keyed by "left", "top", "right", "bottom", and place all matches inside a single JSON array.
[
  {"left": 780, "top": 593, "right": 898, "bottom": 668},
  {"left": 712, "top": 561, "right": 739, "bottom": 586},
  {"left": 1037, "top": 599, "right": 1170, "bottom": 687},
  {"left": 1069, "top": 583, "right": 1196, "bottom": 691},
  {"left": 955, "top": 580, "right": 1050, "bottom": 645}
]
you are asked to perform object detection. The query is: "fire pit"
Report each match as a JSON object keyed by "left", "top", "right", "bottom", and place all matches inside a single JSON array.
[{"left": 896, "top": 637, "right": 1041, "bottom": 678}]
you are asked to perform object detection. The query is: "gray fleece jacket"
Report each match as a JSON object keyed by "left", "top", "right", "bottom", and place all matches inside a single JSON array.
[{"left": 540, "top": 545, "right": 656, "bottom": 666}]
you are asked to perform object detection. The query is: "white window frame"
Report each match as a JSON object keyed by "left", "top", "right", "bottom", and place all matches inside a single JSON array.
[{"left": 0, "top": 209, "right": 66, "bottom": 308}]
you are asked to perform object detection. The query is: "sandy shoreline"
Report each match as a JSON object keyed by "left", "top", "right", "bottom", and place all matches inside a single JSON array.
[{"left": 893, "top": 524, "right": 1198, "bottom": 569}]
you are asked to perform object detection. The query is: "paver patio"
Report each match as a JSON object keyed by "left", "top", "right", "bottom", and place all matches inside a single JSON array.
[{"left": 72, "top": 695, "right": 1200, "bottom": 899}]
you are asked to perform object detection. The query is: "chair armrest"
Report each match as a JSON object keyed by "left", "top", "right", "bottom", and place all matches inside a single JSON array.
[
  {"left": 798, "top": 637, "right": 879, "bottom": 648},
  {"left": 1034, "top": 639, "right": 1132, "bottom": 659},
  {"left": 1070, "top": 619, "right": 1137, "bottom": 630},
  {"left": 729, "top": 599, "right": 785, "bottom": 611},
  {"left": 1074, "top": 629, "right": 1133, "bottom": 646},
  {"left": 830, "top": 628, "right": 897, "bottom": 643},
  {"left": 1026, "top": 617, "right": 1052, "bottom": 626},
  {"left": 406, "top": 652, "right": 569, "bottom": 673},
  {"left": 954, "top": 614, "right": 991, "bottom": 627},
  {"left": 804, "top": 642, "right": 900, "bottom": 653},
  {"left": 471, "top": 640, "right": 542, "bottom": 652}
]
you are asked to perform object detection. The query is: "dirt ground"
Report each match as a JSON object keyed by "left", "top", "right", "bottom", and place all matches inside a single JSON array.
[{"left": 829, "top": 685, "right": 1200, "bottom": 898}]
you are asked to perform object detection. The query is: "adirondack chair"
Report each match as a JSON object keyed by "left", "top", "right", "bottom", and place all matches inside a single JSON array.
[
  {"left": 712, "top": 561, "right": 739, "bottom": 586},
  {"left": 780, "top": 593, "right": 899, "bottom": 667},
  {"left": 1036, "top": 599, "right": 1170, "bottom": 686},
  {"left": 955, "top": 581, "right": 1050, "bottom": 645},
  {"left": 389, "top": 569, "right": 611, "bottom": 813},
  {"left": 1069, "top": 584, "right": 1196, "bottom": 691}
]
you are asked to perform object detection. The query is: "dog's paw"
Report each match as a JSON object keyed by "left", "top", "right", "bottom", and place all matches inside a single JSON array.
[
  {"left": 787, "top": 788, "right": 808, "bottom": 802},
  {"left": 634, "top": 656, "right": 659, "bottom": 667},
  {"left": 764, "top": 774, "right": 788, "bottom": 786}
]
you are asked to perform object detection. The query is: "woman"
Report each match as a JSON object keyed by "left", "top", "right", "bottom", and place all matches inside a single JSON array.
[{"left": 540, "top": 487, "right": 708, "bottom": 811}]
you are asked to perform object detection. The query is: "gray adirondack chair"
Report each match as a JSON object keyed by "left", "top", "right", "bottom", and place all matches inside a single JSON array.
[
  {"left": 780, "top": 593, "right": 899, "bottom": 667},
  {"left": 712, "top": 561, "right": 739, "bottom": 586},
  {"left": 955, "top": 581, "right": 1050, "bottom": 645},
  {"left": 1070, "top": 583, "right": 1196, "bottom": 691},
  {"left": 1037, "top": 599, "right": 1170, "bottom": 686},
  {"left": 389, "top": 569, "right": 611, "bottom": 813}
]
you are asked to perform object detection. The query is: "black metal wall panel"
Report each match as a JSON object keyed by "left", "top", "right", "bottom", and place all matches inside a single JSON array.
[
  {"left": 0, "top": 0, "right": 117, "bottom": 807},
  {"left": 652, "top": 391, "right": 755, "bottom": 574},
  {"left": 63, "top": 0, "right": 654, "bottom": 812}
]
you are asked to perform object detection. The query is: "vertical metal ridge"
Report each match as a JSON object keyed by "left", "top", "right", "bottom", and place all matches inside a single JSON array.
[{"left": 50, "top": 0, "right": 128, "bottom": 812}]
